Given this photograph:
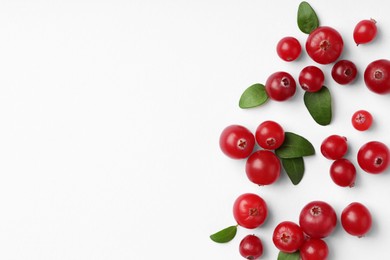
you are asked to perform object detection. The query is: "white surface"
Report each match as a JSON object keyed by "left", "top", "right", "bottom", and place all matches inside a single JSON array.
[{"left": 0, "top": 0, "right": 389, "bottom": 259}]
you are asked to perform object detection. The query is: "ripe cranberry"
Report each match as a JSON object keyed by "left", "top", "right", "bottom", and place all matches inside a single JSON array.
[
  {"left": 239, "top": 234, "right": 263, "bottom": 259},
  {"left": 272, "top": 221, "right": 304, "bottom": 253},
  {"left": 357, "top": 141, "right": 389, "bottom": 174},
  {"left": 299, "top": 66, "right": 324, "bottom": 92},
  {"left": 276, "top": 36, "right": 302, "bottom": 62},
  {"left": 320, "top": 135, "right": 348, "bottom": 160},
  {"left": 353, "top": 19, "right": 377, "bottom": 45},
  {"left": 306, "top": 26, "right": 344, "bottom": 64},
  {"left": 255, "top": 120, "right": 285, "bottom": 150},
  {"left": 352, "top": 110, "right": 373, "bottom": 131},
  {"left": 331, "top": 60, "right": 358, "bottom": 85},
  {"left": 341, "top": 202, "right": 372, "bottom": 237},
  {"left": 233, "top": 193, "right": 268, "bottom": 229},
  {"left": 219, "top": 125, "right": 255, "bottom": 159},
  {"left": 265, "top": 71, "right": 296, "bottom": 101},
  {"left": 246, "top": 150, "right": 281, "bottom": 185},
  {"left": 364, "top": 59, "right": 390, "bottom": 94},
  {"left": 300, "top": 238, "right": 329, "bottom": 260},
  {"left": 299, "top": 201, "right": 337, "bottom": 239},
  {"left": 330, "top": 158, "right": 356, "bottom": 187}
]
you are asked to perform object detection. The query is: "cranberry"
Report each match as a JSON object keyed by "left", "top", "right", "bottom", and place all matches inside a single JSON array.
[
  {"left": 255, "top": 121, "right": 285, "bottom": 150},
  {"left": 239, "top": 234, "right": 263, "bottom": 259},
  {"left": 341, "top": 202, "right": 372, "bottom": 237},
  {"left": 219, "top": 125, "right": 255, "bottom": 159},
  {"left": 276, "top": 36, "right": 302, "bottom": 62},
  {"left": 357, "top": 141, "right": 389, "bottom": 174},
  {"left": 330, "top": 158, "right": 356, "bottom": 187},
  {"left": 353, "top": 19, "right": 377, "bottom": 45},
  {"left": 320, "top": 135, "right": 348, "bottom": 160},
  {"left": 265, "top": 71, "right": 296, "bottom": 101},
  {"left": 272, "top": 221, "right": 304, "bottom": 253},
  {"left": 233, "top": 193, "right": 268, "bottom": 229},
  {"left": 352, "top": 110, "right": 373, "bottom": 131},
  {"left": 300, "top": 238, "right": 329, "bottom": 260},
  {"left": 246, "top": 150, "right": 281, "bottom": 185},
  {"left": 331, "top": 60, "right": 358, "bottom": 85},
  {"left": 299, "top": 66, "right": 324, "bottom": 92},
  {"left": 306, "top": 26, "right": 344, "bottom": 64},
  {"left": 299, "top": 201, "right": 337, "bottom": 239},
  {"left": 364, "top": 59, "right": 390, "bottom": 94}
]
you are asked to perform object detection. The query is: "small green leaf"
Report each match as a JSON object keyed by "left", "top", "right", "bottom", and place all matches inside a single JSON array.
[
  {"left": 304, "top": 86, "right": 332, "bottom": 126},
  {"left": 297, "top": 1, "right": 319, "bottom": 34},
  {"left": 281, "top": 157, "right": 305, "bottom": 185},
  {"left": 275, "top": 132, "right": 315, "bottom": 158},
  {"left": 210, "top": 225, "right": 237, "bottom": 243},
  {"left": 278, "top": 251, "right": 300, "bottom": 260},
  {"left": 239, "top": 83, "right": 268, "bottom": 108}
]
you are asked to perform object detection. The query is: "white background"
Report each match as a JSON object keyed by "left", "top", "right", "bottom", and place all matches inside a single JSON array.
[{"left": 0, "top": 0, "right": 389, "bottom": 259}]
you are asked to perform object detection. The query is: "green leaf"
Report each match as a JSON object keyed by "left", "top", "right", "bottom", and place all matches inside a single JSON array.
[
  {"left": 209, "top": 225, "right": 237, "bottom": 243},
  {"left": 304, "top": 86, "right": 332, "bottom": 126},
  {"left": 239, "top": 83, "right": 268, "bottom": 108},
  {"left": 281, "top": 157, "right": 305, "bottom": 185},
  {"left": 278, "top": 251, "right": 300, "bottom": 260},
  {"left": 275, "top": 132, "right": 315, "bottom": 159},
  {"left": 297, "top": 1, "right": 319, "bottom": 34}
]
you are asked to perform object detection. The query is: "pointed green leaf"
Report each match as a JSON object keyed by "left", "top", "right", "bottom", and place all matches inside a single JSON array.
[
  {"left": 281, "top": 157, "right": 305, "bottom": 185},
  {"left": 297, "top": 1, "right": 319, "bottom": 34},
  {"left": 210, "top": 225, "right": 237, "bottom": 243},
  {"left": 304, "top": 86, "right": 332, "bottom": 126},
  {"left": 275, "top": 132, "right": 315, "bottom": 158},
  {"left": 239, "top": 83, "right": 268, "bottom": 108},
  {"left": 278, "top": 251, "right": 300, "bottom": 260}
]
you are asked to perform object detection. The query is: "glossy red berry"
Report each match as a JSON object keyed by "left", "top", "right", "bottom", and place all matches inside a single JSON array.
[
  {"left": 353, "top": 19, "right": 377, "bottom": 45},
  {"left": 265, "top": 71, "right": 296, "bottom": 101},
  {"left": 299, "top": 66, "right": 324, "bottom": 92},
  {"left": 272, "top": 221, "right": 304, "bottom": 253},
  {"left": 330, "top": 159, "right": 356, "bottom": 187},
  {"left": 300, "top": 238, "right": 329, "bottom": 260},
  {"left": 233, "top": 193, "right": 268, "bottom": 229},
  {"left": 352, "top": 110, "right": 373, "bottom": 131},
  {"left": 255, "top": 121, "right": 285, "bottom": 150},
  {"left": 299, "top": 201, "right": 337, "bottom": 239},
  {"left": 321, "top": 135, "right": 348, "bottom": 160},
  {"left": 341, "top": 202, "right": 372, "bottom": 237},
  {"left": 276, "top": 36, "right": 302, "bottom": 62},
  {"left": 246, "top": 150, "right": 281, "bottom": 185},
  {"left": 331, "top": 60, "right": 358, "bottom": 85},
  {"left": 364, "top": 59, "right": 390, "bottom": 94},
  {"left": 357, "top": 141, "right": 389, "bottom": 174},
  {"left": 219, "top": 125, "right": 255, "bottom": 159},
  {"left": 239, "top": 234, "right": 263, "bottom": 259},
  {"left": 306, "top": 26, "right": 344, "bottom": 64}
]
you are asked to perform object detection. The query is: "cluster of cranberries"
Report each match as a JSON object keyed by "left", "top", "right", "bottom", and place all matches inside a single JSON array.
[
  {"left": 231, "top": 195, "right": 373, "bottom": 259},
  {"left": 220, "top": 121, "right": 285, "bottom": 185},
  {"left": 213, "top": 3, "right": 390, "bottom": 259},
  {"left": 219, "top": 121, "right": 389, "bottom": 259},
  {"left": 321, "top": 134, "right": 390, "bottom": 188},
  {"left": 268, "top": 19, "right": 390, "bottom": 104},
  {"left": 272, "top": 200, "right": 373, "bottom": 259}
]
